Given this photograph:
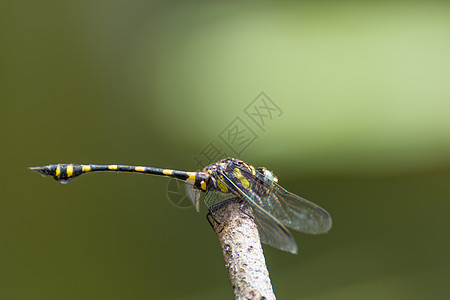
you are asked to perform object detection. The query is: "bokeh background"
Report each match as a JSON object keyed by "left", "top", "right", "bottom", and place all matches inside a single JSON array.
[{"left": 2, "top": 1, "right": 450, "bottom": 299}]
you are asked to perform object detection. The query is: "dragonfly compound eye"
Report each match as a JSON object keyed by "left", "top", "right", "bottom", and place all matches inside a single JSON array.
[{"left": 262, "top": 169, "right": 275, "bottom": 188}]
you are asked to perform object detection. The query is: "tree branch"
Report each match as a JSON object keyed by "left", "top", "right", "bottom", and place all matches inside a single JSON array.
[{"left": 208, "top": 200, "right": 276, "bottom": 300}]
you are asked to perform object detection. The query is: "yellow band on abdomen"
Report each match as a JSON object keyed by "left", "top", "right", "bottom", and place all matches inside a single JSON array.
[
  {"left": 81, "top": 165, "right": 91, "bottom": 172},
  {"left": 163, "top": 169, "right": 173, "bottom": 175},
  {"left": 66, "top": 165, "right": 73, "bottom": 177}
]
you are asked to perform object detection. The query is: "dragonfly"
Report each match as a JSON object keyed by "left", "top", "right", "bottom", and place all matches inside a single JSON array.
[{"left": 30, "top": 158, "right": 332, "bottom": 254}]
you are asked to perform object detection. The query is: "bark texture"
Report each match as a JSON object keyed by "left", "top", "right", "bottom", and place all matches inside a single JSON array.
[{"left": 209, "top": 200, "right": 276, "bottom": 300}]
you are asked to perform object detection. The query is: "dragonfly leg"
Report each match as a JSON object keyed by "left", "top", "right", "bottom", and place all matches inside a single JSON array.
[
  {"left": 238, "top": 202, "right": 255, "bottom": 221},
  {"left": 206, "top": 211, "right": 224, "bottom": 233},
  {"left": 206, "top": 198, "right": 240, "bottom": 232}
]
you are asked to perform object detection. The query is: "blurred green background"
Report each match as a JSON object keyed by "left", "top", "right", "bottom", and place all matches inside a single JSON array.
[{"left": 2, "top": 1, "right": 450, "bottom": 299}]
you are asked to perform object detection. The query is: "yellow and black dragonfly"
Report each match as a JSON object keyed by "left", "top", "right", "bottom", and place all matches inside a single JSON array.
[{"left": 30, "top": 158, "right": 332, "bottom": 254}]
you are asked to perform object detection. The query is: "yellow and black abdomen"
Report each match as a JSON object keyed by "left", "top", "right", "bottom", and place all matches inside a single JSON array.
[
  {"left": 29, "top": 163, "right": 208, "bottom": 187},
  {"left": 30, "top": 163, "right": 97, "bottom": 184}
]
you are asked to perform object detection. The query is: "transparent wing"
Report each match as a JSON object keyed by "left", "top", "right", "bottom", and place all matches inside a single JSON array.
[
  {"left": 251, "top": 204, "right": 298, "bottom": 254},
  {"left": 222, "top": 165, "right": 332, "bottom": 234},
  {"left": 220, "top": 170, "right": 298, "bottom": 254},
  {"left": 204, "top": 190, "right": 235, "bottom": 208},
  {"left": 272, "top": 184, "right": 332, "bottom": 234},
  {"left": 185, "top": 183, "right": 201, "bottom": 212}
]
